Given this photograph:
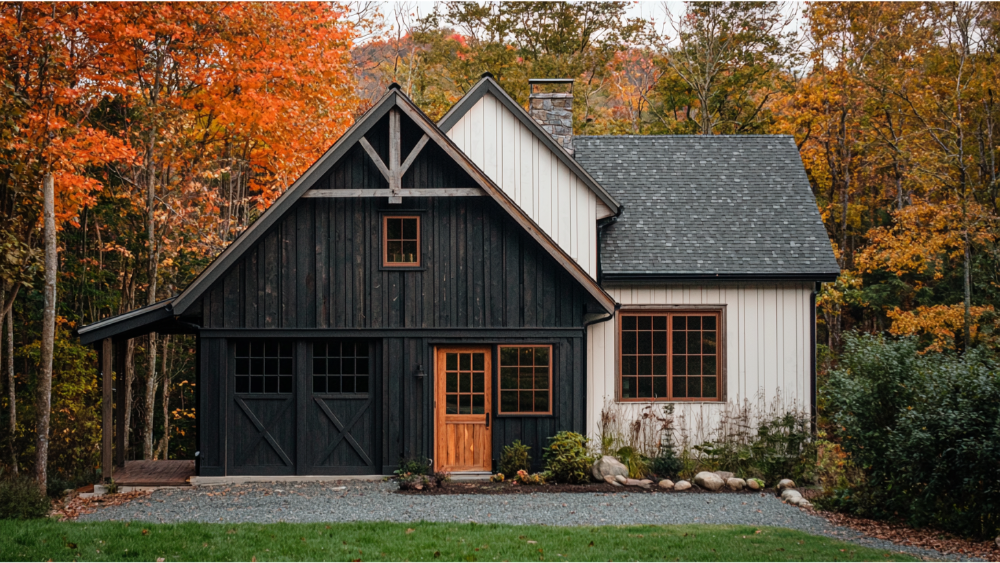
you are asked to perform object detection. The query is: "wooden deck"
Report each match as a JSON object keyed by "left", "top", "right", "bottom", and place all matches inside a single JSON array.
[{"left": 112, "top": 460, "right": 195, "bottom": 487}]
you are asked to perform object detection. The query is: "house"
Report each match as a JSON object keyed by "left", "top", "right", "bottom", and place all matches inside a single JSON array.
[{"left": 78, "top": 76, "right": 839, "bottom": 479}]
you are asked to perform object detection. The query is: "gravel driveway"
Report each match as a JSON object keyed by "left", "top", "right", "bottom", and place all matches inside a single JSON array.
[{"left": 79, "top": 480, "right": 972, "bottom": 561}]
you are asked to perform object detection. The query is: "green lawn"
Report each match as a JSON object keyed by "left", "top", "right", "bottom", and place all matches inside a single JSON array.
[{"left": 0, "top": 520, "right": 917, "bottom": 562}]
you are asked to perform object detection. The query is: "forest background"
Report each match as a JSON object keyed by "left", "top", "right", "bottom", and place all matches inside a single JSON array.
[{"left": 0, "top": 1, "right": 997, "bottom": 494}]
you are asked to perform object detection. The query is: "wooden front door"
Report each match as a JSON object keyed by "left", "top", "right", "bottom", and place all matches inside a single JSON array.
[{"left": 434, "top": 347, "right": 492, "bottom": 472}]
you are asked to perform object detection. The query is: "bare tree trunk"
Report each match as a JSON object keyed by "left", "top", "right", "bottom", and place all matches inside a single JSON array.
[
  {"left": 143, "top": 334, "right": 157, "bottom": 459},
  {"left": 963, "top": 232, "right": 972, "bottom": 348},
  {"left": 123, "top": 337, "right": 135, "bottom": 460},
  {"left": 35, "top": 172, "right": 56, "bottom": 489},
  {"left": 5, "top": 294, "right": 14, "bottom": 475},
  {"left": 143, "top": 133, "right": 159, "bottom": 460},
  {"left": 154, "top": 336, "right": 171, "bottom": 460}
]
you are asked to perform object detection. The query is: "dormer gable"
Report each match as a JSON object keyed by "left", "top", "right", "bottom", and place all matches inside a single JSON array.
[{"left": 439, "top": 76, "right": 619, "bottom": 278}]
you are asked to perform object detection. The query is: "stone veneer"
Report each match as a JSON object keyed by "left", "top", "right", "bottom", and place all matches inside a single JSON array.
[{"left": 529, "top": 91, "right": 574, "bottom": 156}]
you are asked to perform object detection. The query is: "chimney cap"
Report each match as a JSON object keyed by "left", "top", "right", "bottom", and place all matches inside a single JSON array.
[
  {"left": 388, "top": 82, "right": 402, "bottom": 91},
  {"left": 480, "top": 71, "right": 494, "bottom": 80}
]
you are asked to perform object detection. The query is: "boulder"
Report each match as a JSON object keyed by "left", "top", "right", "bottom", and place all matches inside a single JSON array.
[
  {"left": 780, "top": 488, "right": 802, "bottom": 502},
  {"left": 694, "top": 471, "right": 725, "bottom": 491},
  {"left": 674, "top": 480, "right": 692, "bottom": 491},
  {"left": 714, "top": 471, "right": 735, "bottom": 481},
  {"left": 746, "top": 479, "right": 761, "bottom": 491},
  {"left": 603, "top": 475, "right": 618, "bottom": 485},
  {"left": 777, "top": 479, "right": 795, "bottom": 491},
  {"left": 615, "top": 474, "right": 628, "bottom": 484},
  {"left": 658, "top": 479, "right": 674, "bottom": 490},
  {"left": 625, "top": 478, "right": 652, "bottom": 489},
  {"left": 726, "top": 477, "right": 746, "bottom": 491},
  {"left": 592, "top": 456, "right": 628, "bottom": 482}
]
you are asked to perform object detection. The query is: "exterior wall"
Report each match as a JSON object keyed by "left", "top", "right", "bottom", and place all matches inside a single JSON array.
[
  {"left": 445, "top": 92, "right": 600, "bottom": 278},
  {"left": 195, "top": 194, "right": 594, "bottom": 475},
  {"left": 586, "top": 283, "right": 815, "bottom": 443}
]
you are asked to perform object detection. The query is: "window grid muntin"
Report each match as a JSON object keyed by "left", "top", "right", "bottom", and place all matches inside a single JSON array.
[
  {"left": 313, "top": 341, "right": 370, "bottom": 395},
  {"left": 383, "top": 215, "right": 420, "bottom": 266},
  {"left": 498, "top": 345, "right": 552, "bottom": 414},
  {"left": 620, "top": 312, "right": 720, "bottom": 401},
  {"left": 234, "top": 341, "right": 293, "bottom": 394},
  {"left": 445, "top": 351, "right": 487, "bottom": 415}
]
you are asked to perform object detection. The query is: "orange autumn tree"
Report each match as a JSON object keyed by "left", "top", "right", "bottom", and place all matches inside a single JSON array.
[
  {"left": 81, "top": 1, "right": 359, "bottom": 459},
  {"left": 0, "top": 2, "right": 134, "bottom": 486}
]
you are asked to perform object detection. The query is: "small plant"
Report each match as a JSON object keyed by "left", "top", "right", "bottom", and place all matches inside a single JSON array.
[
  {"left": 105, "top": 479, "right": 118, "bottom": 495},
  {"left": 650, "top": 442, "right": 682, "bottom": 478},
  {"left": 615, "top": 446, "right": 650, "bottom": 479},
  {"left": 0, "top": 478, "right": 51, "bottom": 520},
  {"left": 513, "top": 469, "right": 545, "bottom": 485},
  {"left": 490, "top": 473, "right": 505, "bottom": 483},
  {"left": 543, "top": 431, "right": 592, "bottom": 484},
  {"left": 499, "top": 440, "right": 532, "bottom": 476},
  {"left": 394, "top": 455, "right": 432, "bottom": 477},
  {"left": 396, "top": 471, "right": 448, "bottom": 491}
]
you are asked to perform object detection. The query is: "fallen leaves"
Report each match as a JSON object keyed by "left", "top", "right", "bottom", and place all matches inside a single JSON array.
[
  {"left": 817, "top": 509, "right": 1000, "bottom": 560},
  {"left": 406, "top": 528, "right": 415, "bottom": 534},
  {"left": 55, "top": 491, "right": 149, "bottom": 521}
]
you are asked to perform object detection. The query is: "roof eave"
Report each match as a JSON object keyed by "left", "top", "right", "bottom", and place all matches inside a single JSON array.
[{"left": 601, "top": 272, "right": 841, "bottom": 284}]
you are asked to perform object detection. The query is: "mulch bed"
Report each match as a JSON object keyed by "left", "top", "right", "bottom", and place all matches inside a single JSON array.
[{"left": 395, "top": 480, "right": 771, "bottom": 496}]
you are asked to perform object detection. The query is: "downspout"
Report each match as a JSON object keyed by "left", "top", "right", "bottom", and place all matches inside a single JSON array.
[
  {"left": 595, "top": 204, "right": 624, "bottom": 285},
  {"left": 580, "top": 206, "right": 624, "bottom": 439},
  {"left": 810, "top": 282, "right": 818, "bottom": 435}
]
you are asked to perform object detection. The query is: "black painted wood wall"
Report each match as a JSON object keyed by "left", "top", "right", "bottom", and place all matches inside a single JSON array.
[
  {"left": 195, "top": 194, "right": 595, "bottom": 475},
  {"left": 195, "top": 109, "right": 597, "bottom": 476}
]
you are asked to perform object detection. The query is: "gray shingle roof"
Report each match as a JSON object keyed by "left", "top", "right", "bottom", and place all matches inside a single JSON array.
[{"left": 575, "top": 135, "right": 840, "bottom": 280}]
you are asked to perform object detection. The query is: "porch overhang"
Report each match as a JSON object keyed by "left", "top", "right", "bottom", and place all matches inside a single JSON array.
[{"left": 77, "top": 298, "right": 197, "bottom": 345}]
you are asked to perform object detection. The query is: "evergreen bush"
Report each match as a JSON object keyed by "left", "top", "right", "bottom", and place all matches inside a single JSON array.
[
  {"left": 824, "top": 333, "right": 1000, "bottom": 539},
  {"left": 0, "top": 478, "right": 51, "bottom": 520}
]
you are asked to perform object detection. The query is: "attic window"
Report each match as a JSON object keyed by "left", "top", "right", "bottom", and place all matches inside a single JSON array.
[{"left": 383, "top": 216, "right": 420, "bottom": 266}]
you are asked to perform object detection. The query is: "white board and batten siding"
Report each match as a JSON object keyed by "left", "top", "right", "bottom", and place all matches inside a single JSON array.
[
  {"left": 445, "top": 92, "right": 603, "bottom": 278},
  {"left": 587, "top": 283, "right": 815, "bottom": 442}
]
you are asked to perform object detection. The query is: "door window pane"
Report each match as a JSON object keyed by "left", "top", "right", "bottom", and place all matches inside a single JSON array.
[
  {"left": 444, "top": 352, "right": 488, "bottom": 418},
  {"left": 312, "top": 341, "right": 371, "bottom": 395},
  {"left": 234, "top": 340, "right": 293, "bottom": 395}
]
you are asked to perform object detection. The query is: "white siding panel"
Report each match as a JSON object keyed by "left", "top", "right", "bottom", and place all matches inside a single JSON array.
[
  {"left": 445, "top": 92, "right": 600, "bottom": 278},
  {"left": 586, "top": 283, "right": 815, "bottom": 441}
]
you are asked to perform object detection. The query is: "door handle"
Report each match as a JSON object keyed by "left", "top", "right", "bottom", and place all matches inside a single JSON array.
[{"left": 486, "top": 413, "right": 490, "bottom": 428}]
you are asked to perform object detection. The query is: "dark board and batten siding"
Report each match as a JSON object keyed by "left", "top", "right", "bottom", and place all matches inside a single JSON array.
[
  {"left": 197, "top": 198, "right": 594, "bottom": 475},
  {"left": 195, "top": 108, "right": 595, "bottom": 476},
  {"left": 200, "top": 197, "right": 589, "bottom": 331}
]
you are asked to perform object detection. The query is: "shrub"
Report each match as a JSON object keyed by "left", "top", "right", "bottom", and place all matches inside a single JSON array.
[
  {"left": 824, "top": 333, "right": 1000, "bottom": 539},
  {"left": 650, "top": 442, "right": 682, "bottom": 479},
  {"left": 395, "top": 455, "right": 432, "bottom": 476},
  {"left": 0, "top": 478, "right": 51, "bottom": 520},
  {"left": 499, "top": 440, "right": 531, "bottom": 476},
  {"left": 543, "top": 431, "right": 592, "bottom": 483}
]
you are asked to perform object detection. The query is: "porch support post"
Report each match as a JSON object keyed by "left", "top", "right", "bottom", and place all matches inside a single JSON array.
[
  {"left": 100, "top": 338, "right": 113, "bottom": 483},
  {"left": 114, "top": 339, "right": 126, "bottom": 467}
]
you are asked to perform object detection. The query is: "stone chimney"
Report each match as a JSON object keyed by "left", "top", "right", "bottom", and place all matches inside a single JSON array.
[{"left": 528, "top": 78, "right": 574, "bottom": 156}]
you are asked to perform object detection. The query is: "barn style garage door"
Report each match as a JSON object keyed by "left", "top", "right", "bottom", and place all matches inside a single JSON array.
[{"left": 227, "top": 340, "right": 377, "bottom": 475}]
